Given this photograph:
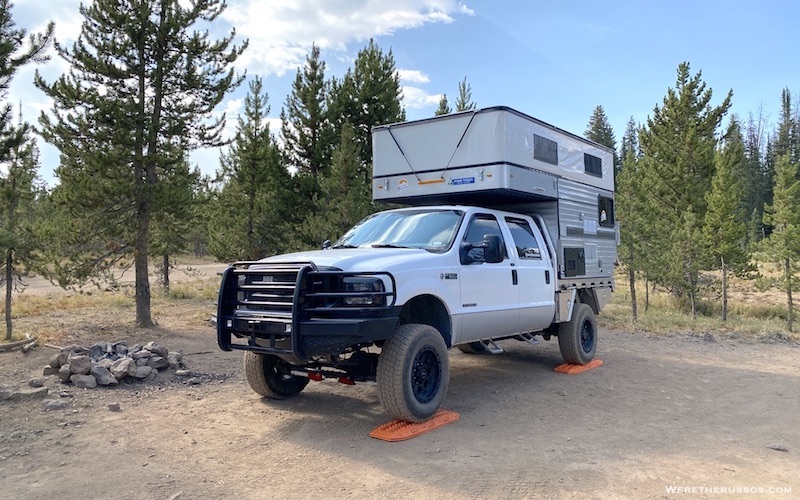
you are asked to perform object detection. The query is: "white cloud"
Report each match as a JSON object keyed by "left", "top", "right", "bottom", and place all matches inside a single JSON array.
[
  {"left": 223, "top": 0, "right": 474, "bottom": 76},
  {"left": 402, "top": 86, "right": 441, "bottom": 109},
  {"left": 398, "top": 69, "right": 430, "bottom": 84}
]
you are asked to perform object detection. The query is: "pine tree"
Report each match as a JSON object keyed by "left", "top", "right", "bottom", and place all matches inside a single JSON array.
[
  {"left": 209, "top": 77, "right": 292, "bottom": 261},
  {"left": 435, "top": 94, "right": 451, "bottom": 116},
  {"left": 703, "top": 117, "right": 750, "bottom": 320},
  {"left": 742, "top": 109, "right": 770, "bottom": 247},
  {"left": 616, "top": 118, "right": 643, "bottom": 320},
  {"left": 0, "top": 0, "right": 53, "bottom": 341},
  {"left": 455, "top": 76, "right": 476, "bottom": 112},
  {"left": 302, "top": 123, "right": 372, "bottom": 244},
  {"left": 280, "top": 43, "right": 333, "bottom": 178},
  {"left": 760, "top": 154, "right": 800, "bottom": 332},
  {"left": 327, "top": 39, "right": 405, "bottom": 165},
  {"left": 637, "top": 62, "right": 732, "bottom": 300},
  {"left": 36, "top": 0, "right": 246, "bottom": 327},
  {"left": 585, "top": 105, "right": 618, "bottom": 174}
]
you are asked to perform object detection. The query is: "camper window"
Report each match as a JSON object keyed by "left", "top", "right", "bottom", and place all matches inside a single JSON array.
[
  {"left": 585, "top": 153, "right": 602, "bottom": 178},
  {"left": 598, "top": 196, "right": 615, "bottom": 228},
  {"left": 533, "top": 134, "right": 558, "bottom": 165}
]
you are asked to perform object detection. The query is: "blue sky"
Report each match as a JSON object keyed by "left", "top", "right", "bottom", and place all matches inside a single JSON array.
[{"left": 7, "top": 0, "right": 800, "bottom": 186}]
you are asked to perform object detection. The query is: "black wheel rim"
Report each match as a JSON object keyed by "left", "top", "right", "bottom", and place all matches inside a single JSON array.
[
  {"left": 580, "top": 320, "right": 595, "bottom": 353},
  {"left": 411, "top": 346, "right": 440, "bottom": 404}
]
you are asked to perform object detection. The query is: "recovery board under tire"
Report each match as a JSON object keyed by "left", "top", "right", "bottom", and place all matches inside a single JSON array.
[
  {"left": 377, "top": 323, "right": 450, "bottom": 423},
  {"left": 557, "top": 303, "right": 598, "bottom": 365},
  {"left": 243, "top": 351, "right": 310, "bottom": 399}
]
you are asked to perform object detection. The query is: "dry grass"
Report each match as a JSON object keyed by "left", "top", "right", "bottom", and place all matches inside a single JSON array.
[{"left": 603, "top": 269, "right": 800, "bottom": 341}]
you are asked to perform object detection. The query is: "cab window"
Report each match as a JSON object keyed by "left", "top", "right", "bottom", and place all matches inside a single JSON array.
[
  {"left": 506, "top": 218, "right": 542, "bottom": 259},
  {"left": 462, "top": 215, "right": 508, "bottom": 261}
]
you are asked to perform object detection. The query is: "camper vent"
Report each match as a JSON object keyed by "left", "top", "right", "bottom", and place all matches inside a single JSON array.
[{"left": 534, "top": 134, "right": 558, "bottom": 165}]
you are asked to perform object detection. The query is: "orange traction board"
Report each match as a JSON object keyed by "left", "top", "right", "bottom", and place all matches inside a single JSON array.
[
  {"left": 554, "top": 359, "right": 604, "bottom": 374},
  {"left": 370, "top": 410, "right": 460, "bottom": 442}
]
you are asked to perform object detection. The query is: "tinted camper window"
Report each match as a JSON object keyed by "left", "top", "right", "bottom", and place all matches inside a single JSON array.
[
  {"left": 534, "top": 134, "right": 558, "bottom": 165},
  {"left": 584, "top": 153, "right": 602, "bottom": 177}
]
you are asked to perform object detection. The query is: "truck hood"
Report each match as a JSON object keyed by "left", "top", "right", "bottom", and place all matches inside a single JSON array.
[{"left": 257, "top": 248, "right": 442, "bottom": 272}]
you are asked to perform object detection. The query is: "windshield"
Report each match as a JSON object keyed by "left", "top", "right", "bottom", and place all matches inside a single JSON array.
[{"left": 334, "top": 209, "right": 464, "bottom": 253}]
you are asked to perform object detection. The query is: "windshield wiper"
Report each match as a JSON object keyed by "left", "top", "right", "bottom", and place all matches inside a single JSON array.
[
  {"left": 369, "top": 243, "right": 411, "bottom": 249},
  {"left": 331, "top": 244, "right": 359, "bottom": 249}
]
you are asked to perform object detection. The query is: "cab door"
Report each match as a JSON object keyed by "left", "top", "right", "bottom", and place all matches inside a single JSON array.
[
  {"left": 505, "top": 217, "right": 556, "bottom": 331},
  {"left": 458, "top": 214, "right": 520, "bottom": 343}
]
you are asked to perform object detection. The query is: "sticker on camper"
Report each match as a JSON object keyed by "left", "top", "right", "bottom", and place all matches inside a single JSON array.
[
  {"left": 450, "top": 177, "right": 475, "bottom": 186},
  {"left": 397, "top": 178, "right": 409, "bottom": 192}
]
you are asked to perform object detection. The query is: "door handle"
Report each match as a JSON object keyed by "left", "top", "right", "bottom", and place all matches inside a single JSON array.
[{"left": 512, "top": 269, "right": 518, "bottom": 285}]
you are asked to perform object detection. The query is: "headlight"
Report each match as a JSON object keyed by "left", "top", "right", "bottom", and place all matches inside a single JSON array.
[{"left": 343, "top": 277, "right": 385, "bottom": 306}]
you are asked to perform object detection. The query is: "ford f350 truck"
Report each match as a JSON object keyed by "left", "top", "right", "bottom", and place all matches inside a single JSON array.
[{"left": 216, "top": 106, "right": 617, "bottom": 422}]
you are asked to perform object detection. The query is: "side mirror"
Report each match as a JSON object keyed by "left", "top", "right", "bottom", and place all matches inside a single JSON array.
[
  {"left": 482, "top": 234, "right": 504, "bottom": 263},
  {"left": 322, "top": 240, "right": 332, "bottom": 250}
]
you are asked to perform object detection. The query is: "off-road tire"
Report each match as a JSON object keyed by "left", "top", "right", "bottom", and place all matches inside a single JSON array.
[
  {"left": 557, "top": 303, "right": 597, "bottom": 365},
  {"left": 243, "top": 352, "right": 309, "bottom": 399},
  {"left": 457, "top": 341, "right": 488, "bottom": 354},
  {"left": 377, "top": 323, "right": 449, "bottom": 423}
]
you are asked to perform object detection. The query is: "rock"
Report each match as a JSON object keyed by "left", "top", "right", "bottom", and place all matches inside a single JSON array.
[
  {"left": 703, "top": 332, "right": 717, "bottom": 343},
  {"left": 0, "top": 386, "right": 13, "bottom": 401},
  {"left": 133, "top": 366, "right": 153, "bottom": 379},
  {"left": 148, "top": 356, "right": 170, "bottom": 371},
  {"left": 67, "top": 354, "right": 93, "bottom": 375},
  {"left": 49, "top": 352, "right": 63, "bottom": 370},
  {"left": 175, "top": 369, "right": 191, "bottom": 377},
  {"left": 132, "top": 349, "right": 152, "bottom": 360},
  {"left": 113, "top": 342, "right": 128, "bottom": 356},
  {"left": 28, "top": 378, "right": 45, "bottom": 388},
  {"left": 96, "top": 358, "right": 114, "bottom": 369},
  {"left": 129, "top": 344, "right": 142, "bottom": 355},
  {"left": 56, "top": 345, "right": 79, "bottom": 367},
  {"left": 767, "top": 443, "right": 789, "bottom": 452},
  {"left": 110, "top": 357, "right": 135, "bottom": 379},
  {"left": 58, "top": 364, "right": 72, "bottom": 383},
  {"left": 187, "top": 377, "right": 202, "bottom": 385},
  {"left": 89, "top": 342, "right": 108, "bottom": 359},
  {"left": 108, "top": 402, "right": 121, "bottom": 412},
  {"left": 145, "top": 341, "right": 169, "bottom": 358},
  {"left": 136, "top": 357, "right": 150, "bottom": 367},
  {"left": 43, "top": 364, "right": 58, "bottom": 376},
  {"left": 42, "top": 399, "right": 70, "bottom": 411},
  {"left": 144, "top": 370, "right": 158, "bottom": 382},
  {"left": 167, "top": 354, "right": 181, "bottom": 370},
  {"left": 90, "top": 366, "right": 118, "bottom": 386},
  {"left": 70, "top": 374, "right": 97, "bottom": 389},
  {"left": 168, "top": 351, "right": 183, "bottom": 362},
  {"left": 11, "top": 387, "right": 49, "bottom": 401}
]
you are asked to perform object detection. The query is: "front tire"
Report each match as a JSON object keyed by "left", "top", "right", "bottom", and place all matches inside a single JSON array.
[
  {"left": 243, "top": 352, "right": 309, "bottom": 399},
  {"left": 377, "top": 323, "right": 449, "bottom": 423},
  {"left": 557, "top": 303, "right": 597, "bottom": 365}
]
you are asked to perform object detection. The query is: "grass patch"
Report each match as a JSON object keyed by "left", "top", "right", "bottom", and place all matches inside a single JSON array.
[{"left": 603, "top": 277, "right": 799, "bottom": 341}]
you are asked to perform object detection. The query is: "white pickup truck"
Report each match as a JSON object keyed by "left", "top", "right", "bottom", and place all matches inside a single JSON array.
[{"left": 216, "top": 107, "right": 617, "bottom": 422}]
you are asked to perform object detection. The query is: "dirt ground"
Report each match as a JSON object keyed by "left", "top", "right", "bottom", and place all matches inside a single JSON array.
[{"left": 1, "top": 269, "right": 799, "bottom": 499}]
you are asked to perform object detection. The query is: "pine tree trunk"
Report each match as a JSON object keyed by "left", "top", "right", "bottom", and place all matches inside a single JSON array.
[
  {"left": 628, "top": 247, "right": 638, "bottom": 322},
  {"left": 786, "top": 257, "right": 794, "bottom": 333},
  {"left": 134, "top": 206, "right": 153, "bottom": 328},
  {"left": 721, "top": 256, "right": 728, "bottom": 322},
  {"left": 690, "top": 291, "right": 697, "bottom": 320},
  {"left": 162, "top": 253, "right": 170, "bottom": 293},
  {"left": 4, "top": 249, "right": 12, "bottom": 341},
  {"left": 645, "top": 276, "right": 650, "bottom": 312}
]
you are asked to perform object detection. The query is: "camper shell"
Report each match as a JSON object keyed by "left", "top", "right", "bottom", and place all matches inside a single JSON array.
[{"left": 372, "top": 106, "right": 617, "bottom": 309}]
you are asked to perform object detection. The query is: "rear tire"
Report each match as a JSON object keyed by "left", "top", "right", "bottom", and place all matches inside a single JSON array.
[
  {"left": 377, "top": 323, "right": 449, "bottom": 423},
  {"left": 457, "top": 341, "right": 487, "bottom": 354},
  {"left": 243, "top": 352, "right": 309, "bottom": 399},
  {"left": 557, "top": 303, "right": 597, "bottom": 365}
]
